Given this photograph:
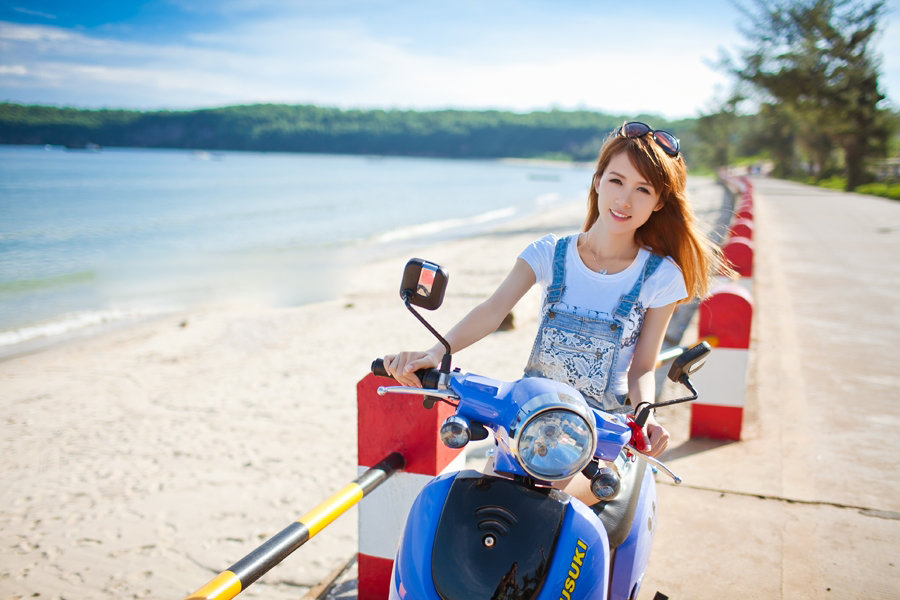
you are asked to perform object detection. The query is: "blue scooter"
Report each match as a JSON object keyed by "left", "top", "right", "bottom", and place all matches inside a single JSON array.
[{"left": 373, "top": 258, "right": 711, "bottom": 600}]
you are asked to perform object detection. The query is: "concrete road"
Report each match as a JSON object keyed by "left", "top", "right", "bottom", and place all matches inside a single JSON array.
[{"left": 641, "top": 177, "right": 900, "bottom": 599}]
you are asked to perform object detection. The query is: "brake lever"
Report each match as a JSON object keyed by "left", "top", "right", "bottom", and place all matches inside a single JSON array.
[
  {"left": 376, "top": 386, "right": 460, "bottom": 401},
  {"left": 625, "top": 445, "right": 682, "bottom": 484}
]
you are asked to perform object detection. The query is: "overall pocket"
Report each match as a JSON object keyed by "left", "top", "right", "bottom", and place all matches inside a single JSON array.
[{"left": 529, "top": 325, "right": 618, "bottom": 404}]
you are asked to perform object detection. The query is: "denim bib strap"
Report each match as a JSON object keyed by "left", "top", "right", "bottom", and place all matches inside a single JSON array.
[
  {"left": 545, "top": 234, "right": 572, "bottom": 305},
  {"left": 525, "top": 241, "right": 664, "bottom": 413},
  {"left": 613, "top": 253, "right": 663, "bottom": 321}
]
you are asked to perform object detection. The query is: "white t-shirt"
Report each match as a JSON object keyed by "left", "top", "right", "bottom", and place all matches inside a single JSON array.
[{"left": 519, "top": 233, "right": 688, "bottom": 396}]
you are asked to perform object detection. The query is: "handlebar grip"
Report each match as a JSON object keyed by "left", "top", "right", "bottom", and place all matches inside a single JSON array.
[
  {"left": 370, "top": 358, "right": 442, "bottom": 389},
  {"left": 371, "top": 358, "right": 391, "bottom": 378}
]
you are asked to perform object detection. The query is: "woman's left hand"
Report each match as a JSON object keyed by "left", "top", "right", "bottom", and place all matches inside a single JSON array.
[{"left": 644, "top": 417, "right": 670, "bottom": 457}]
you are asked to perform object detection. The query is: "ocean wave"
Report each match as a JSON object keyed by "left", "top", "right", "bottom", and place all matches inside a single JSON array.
[
  {"left": 0, "top": 270, "right": 96, "bottom": 294},
  {"left": 0, "top": 308, "right": 166, "bottom": 349},
  {"left": 372, "top": 207, "right": 518, "bottom": 244}
]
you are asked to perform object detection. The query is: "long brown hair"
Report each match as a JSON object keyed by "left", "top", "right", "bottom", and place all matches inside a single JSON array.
[{"left": 582, "top": 129, "right": 732, "bottom": 301}]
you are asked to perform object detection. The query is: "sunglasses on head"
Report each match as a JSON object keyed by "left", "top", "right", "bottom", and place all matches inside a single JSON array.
[{"left": 616, "top": 121, "right": 680, "bottom": 158}]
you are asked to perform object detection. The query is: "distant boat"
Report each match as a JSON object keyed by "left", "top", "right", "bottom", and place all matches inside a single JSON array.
[
  {"left": 192, "top": 150, "right": 225, "bottom": 160},
  {"left": 64, "top": 142, "right": 102, "bottom": 151}
]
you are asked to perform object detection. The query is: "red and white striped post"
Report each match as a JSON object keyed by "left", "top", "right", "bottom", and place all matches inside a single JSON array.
[
  {"left": 722, "top": 236, "right": 754, "bottom": 279},
  {"left": 356, "top": 374, "right": 465, "bottom": 600},
  {"left": 689, "top": 282, "right": 753, "bottom": 440},
  {"left": 726, "top": 175, "right": 755, "bottom": 281},
  {"left": 736, "top": 190, "right": 754, "bottom": 221},
  {"left": 689, "top": 174, "right": 756, "bottom": 440},
  {"left": 728, "top": 217, "right": 753, "bottom": 242}
]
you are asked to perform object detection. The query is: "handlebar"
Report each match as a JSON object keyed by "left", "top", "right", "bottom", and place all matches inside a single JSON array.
[{"left": 371, "top": 358, "right": 443, "bottom": 389}]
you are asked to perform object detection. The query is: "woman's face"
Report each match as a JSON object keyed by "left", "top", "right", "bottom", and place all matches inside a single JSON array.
[{"left": 594, "top": 152, "right": 663, "bottom": 235}]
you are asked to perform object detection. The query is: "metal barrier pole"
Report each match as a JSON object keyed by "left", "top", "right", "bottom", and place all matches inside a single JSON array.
[{"left": 185, "top": 451, "right": 405, "bottom": 600}]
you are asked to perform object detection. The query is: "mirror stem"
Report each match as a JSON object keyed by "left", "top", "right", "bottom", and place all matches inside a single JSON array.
[
  {"left": 404, "top": 299, "right": 452, "bottom": 372},
  {"left": 679, "top": 375, "right": 698, "bottom": 399},
  {"left": 635, "top": 375, "right": 700, "bottom": 427},
  {"left": 634, "top": 403, "right": 653, "bottom": 428}
]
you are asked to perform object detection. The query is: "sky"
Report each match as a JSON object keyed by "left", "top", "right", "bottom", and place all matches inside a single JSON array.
[{"left": 1, "top": 0, "right": 898, "bottom": 120}]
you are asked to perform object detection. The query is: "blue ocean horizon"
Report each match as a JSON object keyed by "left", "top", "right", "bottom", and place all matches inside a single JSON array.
[{"left": 0, "top": 145, "right": 594, "bottom": 354}]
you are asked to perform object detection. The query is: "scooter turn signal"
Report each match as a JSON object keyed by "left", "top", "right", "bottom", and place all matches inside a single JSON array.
[
  {"left": 439, "top": 415, "right": 472, "bottom": 448},
  {"left": 583, "top": 461, "right": 621, "bottom": 501}
]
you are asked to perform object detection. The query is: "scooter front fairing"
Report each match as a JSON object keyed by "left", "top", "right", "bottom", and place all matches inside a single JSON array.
[{"left": 389, "top": 470, "right": 611, "bottom": 600}]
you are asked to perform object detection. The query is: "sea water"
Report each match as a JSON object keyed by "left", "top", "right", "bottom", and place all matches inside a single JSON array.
[{"left": 0, "top": 145, "right": 593, "bottom": 355}]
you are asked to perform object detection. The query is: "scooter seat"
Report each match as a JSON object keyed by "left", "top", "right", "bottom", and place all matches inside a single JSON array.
[{"left": 591, "top": 458, "right": 648, "bottom": 549}]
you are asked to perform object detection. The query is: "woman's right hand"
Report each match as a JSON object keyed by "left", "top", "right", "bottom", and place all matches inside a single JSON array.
[{"left": 382, "top": 348, "right": 442, "bottom": 387}]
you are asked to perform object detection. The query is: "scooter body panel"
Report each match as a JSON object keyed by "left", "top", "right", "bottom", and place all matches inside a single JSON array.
[
  {"left": 608, "top": 463, "right": 657, "bottom": 600},
  {"left": 390, "top": 471, "right": 617, "bottom": 599},
  {"left": 540, "top": 498, "right": 611, "bottom": 599},
  {"left": 390, "top": 471, "right": 456, "bottom": 600}
]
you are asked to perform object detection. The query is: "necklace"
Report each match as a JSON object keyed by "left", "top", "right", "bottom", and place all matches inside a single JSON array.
[{"left": 577, "top": 233, "right": 637, "bottom": 275}]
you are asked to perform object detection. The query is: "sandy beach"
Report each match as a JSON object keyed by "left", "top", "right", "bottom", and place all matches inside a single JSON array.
[{"left": 0, "top": 176, "right": 727, "bottom": 600}]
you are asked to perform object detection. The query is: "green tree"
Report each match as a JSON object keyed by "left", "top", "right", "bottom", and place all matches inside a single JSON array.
[
  {"left": 730, "top": 0, "right": 891, "bottom": 189},
  {"left": 743, "top": 103, "right": 798, "bottom": 178},
  {"left": 694, "top": 90, "right": 744, "bottom": 168}
]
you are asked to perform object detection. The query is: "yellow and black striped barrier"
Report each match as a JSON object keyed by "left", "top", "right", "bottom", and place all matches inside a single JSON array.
[{"left": 185, "top": 451, "right": 405, "bottom": 600}]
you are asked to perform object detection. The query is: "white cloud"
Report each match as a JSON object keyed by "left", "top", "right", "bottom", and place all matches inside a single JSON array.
[
  {"left": 170, "top": 12, "right": 736, "bottom": 117},
  {"left": 0, "top": 65, "right": 28, "bottom": 75},
  {"left": 1, "top": 16, "right": 734, "bottom": 116},
  {"left": 0, "top": 21, "right": 71, "bottom": 42},
  {"left": 1, "top": 4, "right": 895, "bottom": 117},
  {"left": 10, "top": 6, "right": 57, "bottom": 20}
]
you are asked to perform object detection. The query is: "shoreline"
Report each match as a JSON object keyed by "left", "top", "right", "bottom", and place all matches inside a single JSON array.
[
  {"left": 0, "top": 176, "right": 725, "bottom": 599},
  {"left": 0, "top": 146, "right": 597, "bottom": 356},
  {"left": 0, "top": 180, "right": 591, "bottom": 363}
]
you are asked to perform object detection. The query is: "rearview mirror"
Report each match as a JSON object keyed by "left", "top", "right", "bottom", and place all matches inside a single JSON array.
[
  {"left": 400, "top": 258, "right": 448, "bottom": 311},
  {"left": 667, "top": 341, "right": 712, "bottom": 383}
]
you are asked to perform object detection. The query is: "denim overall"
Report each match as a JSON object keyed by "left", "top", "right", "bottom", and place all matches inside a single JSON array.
[{"left": 524, "top": 234, "right": 662, "bottom": 413}]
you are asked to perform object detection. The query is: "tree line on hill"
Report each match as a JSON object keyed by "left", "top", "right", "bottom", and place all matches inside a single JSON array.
[{"left": 0, "top": 103, "right": 694, "bottom": 163}]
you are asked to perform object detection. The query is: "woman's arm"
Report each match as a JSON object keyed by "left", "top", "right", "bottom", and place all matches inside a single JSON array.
[
  {"left": 384, "top": 258, "right": 536, "bottom": 387},
  {"left": 627, "top": 301, "right": 677, "bottom": 457}
]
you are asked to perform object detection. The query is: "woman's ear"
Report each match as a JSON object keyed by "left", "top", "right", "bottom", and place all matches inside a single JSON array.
[{"left": 653, "top": 201, "right": 664, "bottom": 212}]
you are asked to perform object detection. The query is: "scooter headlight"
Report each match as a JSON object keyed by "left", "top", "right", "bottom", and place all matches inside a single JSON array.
[{"left": 515, "top": 408, "right": 595, "bottom": 481}]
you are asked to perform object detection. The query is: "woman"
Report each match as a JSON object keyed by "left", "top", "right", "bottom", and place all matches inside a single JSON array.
[{"left": 384, "top": 122, "right": 730, "bottom": 505}]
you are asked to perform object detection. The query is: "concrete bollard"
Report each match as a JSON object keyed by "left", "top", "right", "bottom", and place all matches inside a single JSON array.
[
  {"left": 736, "top": 194, "right": 754, "bottom": 222},
  {"left": 690, "top": 174, "right": 756, "bottom": 440},
  {"left": 356, "top": 374, "right": 465, "bottom": 599},
  {"left": 690, "top": 282, "right": 753, "bottom": 440},
  {"left": 734, "top": 177, "right": 754, "bottom": 221},
  {"left": 722, "top": 236, "right": 754, "bottom": 279},
  {"left": 728, "top": 217, "right": 754, "bottom": 242}
]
